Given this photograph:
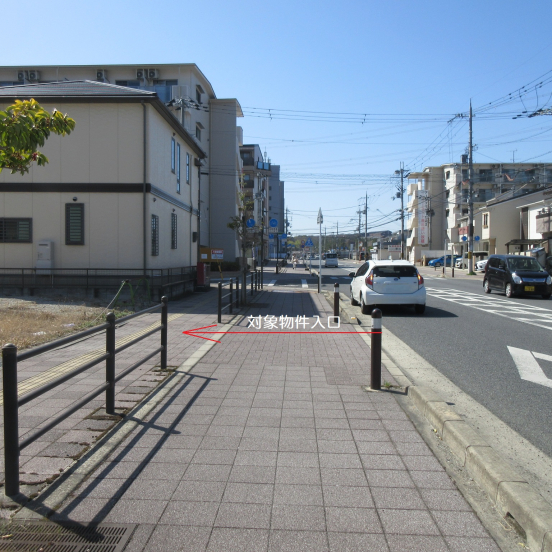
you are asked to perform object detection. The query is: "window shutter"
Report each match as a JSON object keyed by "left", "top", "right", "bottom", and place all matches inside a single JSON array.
[{"left": 65, "top": 204, "right": 84, "bottom": 245}]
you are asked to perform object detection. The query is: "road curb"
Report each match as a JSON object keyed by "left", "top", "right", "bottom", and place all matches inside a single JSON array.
[{"left": 326, "top": 290, "right": 552, "bottom": 552}]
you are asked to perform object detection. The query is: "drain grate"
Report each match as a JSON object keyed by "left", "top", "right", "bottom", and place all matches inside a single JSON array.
[{"left": 0, "top": 521, "right": 136, "bottom": 551}]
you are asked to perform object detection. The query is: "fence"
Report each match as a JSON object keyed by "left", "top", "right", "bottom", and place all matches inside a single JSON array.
[
  {"left": 2, "top": 297, "right": 169, "bottom": 497},
  {"left": 0, "top": 267, "right": 197, "bottom": 300},
  {"left": 216, "top": 271, "right": 263, "bottom": 323}
]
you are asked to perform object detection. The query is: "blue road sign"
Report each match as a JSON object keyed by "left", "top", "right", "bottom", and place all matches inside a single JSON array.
[
  {"left": 461, "top": 236, "right": 467, "bottom": 242},
  {"left": 269, "top": 234, "right": 274, "bottom": 239},
  {"left": 305, "top": 238, "right": 314, "bottom": 247},
  {"left": 475, "top": 236, "right": 480, "bottom": 241},
  {"left": 246, "top": 218, "right": 255, "bottom": 228},
  {"left": 280, "top": 233, "right": 287, "bottom": 239},
  {"left": 269, "top": 218, "right": 278, "bottom": 228}
]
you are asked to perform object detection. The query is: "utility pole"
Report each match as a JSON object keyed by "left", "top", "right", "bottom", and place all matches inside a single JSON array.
[
  {"left": 364, "top": 193, "right": 368, "bottom": 250},
  {"left": 317, "top": 209, "right": 323, "bottom": 293},
  {"left": 358, "top": 209, "right": 362, "bottom": 259},
  {"left": 468, "top": 101, "right": 474, "bottom": 274},
  {"left": 400, "top": 164, "right": 405, "bottom": 259}
]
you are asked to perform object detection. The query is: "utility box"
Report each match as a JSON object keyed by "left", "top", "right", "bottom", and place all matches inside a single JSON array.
[
  {"left": 36, "top": 240, "right": 53, "bottom": 274},
  {"left": 196, "top": 262, "right": 210, "bottom": 290}
]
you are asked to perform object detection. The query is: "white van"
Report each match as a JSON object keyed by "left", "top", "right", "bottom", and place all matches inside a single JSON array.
[{"left": 325, "top": 253, "right": 339, "bottom": 267}]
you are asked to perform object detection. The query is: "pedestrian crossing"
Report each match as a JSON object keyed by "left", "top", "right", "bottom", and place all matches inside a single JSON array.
[{"left": 426, "top": 287, "right": 552, "bottom": 332}]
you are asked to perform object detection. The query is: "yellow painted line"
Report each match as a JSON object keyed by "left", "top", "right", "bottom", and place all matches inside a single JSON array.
[{"left": 0, "top": 313, "right": 183, "bottom": 405}]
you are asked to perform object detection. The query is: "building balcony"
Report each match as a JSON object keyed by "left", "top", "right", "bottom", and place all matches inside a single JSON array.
[{"left": 536, "top": 211, "right": 552, "bottom": 234}]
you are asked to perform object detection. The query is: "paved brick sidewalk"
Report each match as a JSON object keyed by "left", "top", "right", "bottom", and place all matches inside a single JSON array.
[
  {"left": 0, "top": 288, "right": 236, "bottom": 493},
  {"left": 15, "top": 289, "right": 502, "bottom": 551}
]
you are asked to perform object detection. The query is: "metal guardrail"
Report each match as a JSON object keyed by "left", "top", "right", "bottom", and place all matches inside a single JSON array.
[{"left": 2, "top": 297, "right": 169, "bottom": 497}]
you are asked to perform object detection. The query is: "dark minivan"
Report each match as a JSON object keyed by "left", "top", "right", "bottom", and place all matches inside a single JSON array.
[{"left": 483, "top": 254, "right": 552, "bottom": 299}]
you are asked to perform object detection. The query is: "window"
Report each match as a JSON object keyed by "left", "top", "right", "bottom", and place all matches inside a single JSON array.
[
  {"left": 176, "top": 143, "right": 181, "bottom": 193},
  {"left": 0, "top": 218, "right": 32, "bottom": 243},
  {"left": 483, "top": 213, "right": 489, "bottom": 228},
  {"left": 151, "top": 215, "right": 159, "bottom": 256},
  {"left": 171, "top": 213, "right": 177, "bottom": 249},
  {"left": 65, "top": 204, "right": 84, "bottom": 245},
  {"left": 195, "top": 125, "right": 201, "bottom": 141},
  {"left": 171, "top": 138, "right": 175, "bottom": 173},
  {"left": 186, "top": 153, "right": 190, "bottom": 184},
  {"left": 445, "top": 171, "right": 450, "bottom": 180},
  {"left": 115, "top": 80, "right": 141, "bottom": 87},
  {"left": 196, "top": 86, "right": 203, "bottom": 104}
]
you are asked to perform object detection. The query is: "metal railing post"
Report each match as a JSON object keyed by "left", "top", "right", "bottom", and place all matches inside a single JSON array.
[
  {"left": 229, "top": 279, "right": 233, "bottom": 314},
  {"left": 161, "top": 296, "right": 168, "bottom": 371},
  {"left": 370, "top": 309, "right": 382, "bottom": 391},
  {"left": 105, "top": 312, "right": 116, "bottom": 415},
  {"left": 333, "top": 283, "right": 339, "bottom": 323},
  {"left": 236, "top": 278, "right": 240, "bottom": 308},
  {"left": 3, "top": 343, "right": 20, "bottom": 496},
  {"left": 218, "top": 282, "right": 222, "bottom": 323},
  {"left": 251, "top": 271, "right": 254, "bottom": 296}
]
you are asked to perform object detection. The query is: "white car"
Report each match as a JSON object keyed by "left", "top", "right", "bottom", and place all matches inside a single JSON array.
[
  {"left": 476, "top": 259, "right": 488, "bottom": 272},
  {"left": 325, "top": 253, "right": 339, "bottom": 268},
  {"left": 349, "top": 260, "right": 426, "bottom": 315}
]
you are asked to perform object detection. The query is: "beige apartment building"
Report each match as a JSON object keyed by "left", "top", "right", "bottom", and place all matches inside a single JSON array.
[
  {"left": 0, "top": 80, "right": 205, "bottom": 270},
  {"left": 406, "top": 161, "right": 552, "bottom": 262},
  {"left": 0, "top": 64, "right": 244, "bottom": 264}
]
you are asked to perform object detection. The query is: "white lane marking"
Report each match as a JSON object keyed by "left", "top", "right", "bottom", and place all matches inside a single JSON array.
[
  {"left": 507, "top": 346, "right": 552, "bottom": 389},
  {"left": 330, "top": 277, "right": 338, "bottom": 280},
  {"left": 268, "top": 280, "right": 277, "bottom": 286},
  {"left": 301, "top": 279, "right": 308, "bottom": 288},
  {"left": 426, "top": 287, "right": 552, "bottom": 331}
]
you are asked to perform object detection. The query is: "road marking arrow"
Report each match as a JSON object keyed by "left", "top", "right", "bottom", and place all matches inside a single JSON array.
[
  {"left": 183, "top": 325, "right": 380, "bottom": 344},
  {"left": 507, "top": 346, "right": 552, "bottom": 389}
]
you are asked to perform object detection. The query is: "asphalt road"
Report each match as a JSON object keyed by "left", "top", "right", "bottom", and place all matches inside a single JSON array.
[{"left": 374, "top": 274, "right": 552, "bottom": 458}]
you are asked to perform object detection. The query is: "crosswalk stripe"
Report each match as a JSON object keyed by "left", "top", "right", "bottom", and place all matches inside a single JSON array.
[
  {"left": 301, "top": 279, "right": 308, "bottom": 288},
  {"left": 268, "top": 280, "right": 277, "bottom": 286}
]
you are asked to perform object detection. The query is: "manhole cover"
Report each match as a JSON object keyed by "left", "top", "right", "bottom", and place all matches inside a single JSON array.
[{"left": 0, "top": 521, "right": 136, "bottom": 551}]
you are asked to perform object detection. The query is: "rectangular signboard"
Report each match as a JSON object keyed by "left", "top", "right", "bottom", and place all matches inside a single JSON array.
[
  {"left": 387, "top": 245, "right": 401, "bottom": 252},
  {"left": 211, "top": 249, "right": 224, "bottom": 260},
  {"left": 417, "top": 190, "right": 429, "bottom": 246}
]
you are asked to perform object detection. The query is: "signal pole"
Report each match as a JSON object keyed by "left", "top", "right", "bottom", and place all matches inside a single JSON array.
[{"left": 468, "top": 101, "right": 474, "bottom": 274}]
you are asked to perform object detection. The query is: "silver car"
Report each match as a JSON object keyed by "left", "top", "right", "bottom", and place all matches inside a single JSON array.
[{"left": 349, "top": 260, "right": 426, "bottom": 315}]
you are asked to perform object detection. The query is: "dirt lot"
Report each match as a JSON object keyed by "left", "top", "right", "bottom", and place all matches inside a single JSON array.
[{"left": 0, "top": 296, "right": 132, "bottom": 351}]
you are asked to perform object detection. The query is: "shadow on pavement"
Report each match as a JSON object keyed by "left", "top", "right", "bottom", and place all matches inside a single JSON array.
[{"left": 375, "top": 305, "right": 458, "bottom": 318}]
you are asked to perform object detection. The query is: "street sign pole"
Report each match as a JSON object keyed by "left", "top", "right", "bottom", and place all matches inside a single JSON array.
[{"left": 317, "top": 208, "right": 323, "bottom": 293}]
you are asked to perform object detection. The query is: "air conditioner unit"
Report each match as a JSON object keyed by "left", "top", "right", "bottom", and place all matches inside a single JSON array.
[
  {"left": 16, "top": 70, "right": 26, "bottom": 81},
  {"left": 147, "top": 68, "right": 159, "bottom": 80},
  {"left": 136, "top": 68, "right": 146, "bottom": 80},
  {"left": 96, "top": 69, "right": 107, "bottom": 81},
  {"left": 28, "top": 70, "right": 41, "bottom": 82}
]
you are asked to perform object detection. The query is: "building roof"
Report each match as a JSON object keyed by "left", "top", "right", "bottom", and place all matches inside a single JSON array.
[{"left": 0, "top": 80, "right": 157, "bottom": 98}]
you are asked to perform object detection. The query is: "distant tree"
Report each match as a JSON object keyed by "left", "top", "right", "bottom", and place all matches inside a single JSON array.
[{"left": 0, "top": 99, "right": 75, "bottom": 175}]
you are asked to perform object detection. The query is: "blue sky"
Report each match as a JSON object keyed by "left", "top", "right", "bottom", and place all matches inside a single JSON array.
[{"left": 6, "top": 0, "right": 552, "bottom": 236}]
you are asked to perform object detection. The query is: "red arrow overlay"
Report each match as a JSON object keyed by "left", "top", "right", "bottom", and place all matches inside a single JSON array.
[{"left": 183, "top": 324, "right": 381, "bottom": 344}]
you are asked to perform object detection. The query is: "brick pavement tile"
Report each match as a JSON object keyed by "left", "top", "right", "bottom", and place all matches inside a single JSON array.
[
  {"left": 172, "top": 480, "right": 226, "bottom": 502},
  {"left": 432, "top": 511, "right": 490, "bottom": 538},
  {"left": 243, "top": 426, "right": 280, "bottom": 439},
  {"left": 365, "top": 469, "right": 415, "bottom": 488},
  {"left": 96, "top": 460, "right": 141, "bottom": 480},
  {"left": 207, "top": 528, "right": 269, "bottom": 552},
  {"left": 113, "top": 447, "right": 153, "bottom": 463},
  {"left": 159, "top": 500, "right": 219, "bottom": 526},
  {"left": 392, "top": 441, "right": 433, "bottom": 456},
  {"left": 268, "top": 530, "right": 329, "bottom": 552},
  {"left": 239, "top": 437, "right": 279, "bottom": 451},
  {"left": 104, "top": 498, "right": 169, "bottom": 524},
  {"left": 51, "top": 497, "right": 115, "bottom": 522},
  {"left": 322, "top": 485, "right": 373, "bottom": 508},
  {"left": 222, "top": 482, "right": 274, "bottom": 504},
  {"left": 191, "top": 449, "right": 237, "bottom": 465},
  {"left": 325, "top": 507, "right": 382, "bottom": 533},
  {"left": 379, "top": 508, "right": 440, "bottom": 535},
  {"left": 271, "top": 504, "right": 326, "bottom": 531},
  {"left": 275, "top": 466, "right": 321, "bottom": 485},
  {"left": 314, "top": 418, "right": 350, "bottom": 430},
  {"left": 278, "top": 438, "right": 318, "bottom": 453},
  {"left": 317, "top": 440, "right": 357, "bottom": 454},
  {"left": 151, "top": 447, "right": 195, "bottom": 463},
  {"left": 20, "top": 456, "right": 74, "bottom": 475},
  {"left": 319, "top": 453, "right": 363, "bottom": 469},
  {"left": 316, "top": 428, "right": 353, "bottom": 441},
  {"left": 206, "top": 425, "right": 244, "bottom": 437},
  {"left": 360, "top": 454, "right": 406, "bottom": 470},
  {"left": 229, "top": 465, "right": 276, "bottom": 484},
  {"left": 386, "top": 535, "right": 449, "bottom": 552},
  {"left": 140, "top": 461, "right": 188, "bottom": 480},
  {"left": 409, "top": 470, "right": 457, "bottom": 490},
  {"left": 371, "top": 487, "right": 425, "bottom": 509},
  {"left": 320, "top": 468, "right": 368, "bottom": 487},
  {"left": 445, "top": 537, "right": 501, "bottom": 551},
  {"left": 234, "top": 450, "right": 278, "bottom": 467},
  {"left": 145, "top": 525, "right": 211, "bottom": 552},
  {"left": 73, "top": 477, "right": 128, "bottom": 500},
  {"left": 277, "top": 452, "right": 319, "bottom": 468},
  {"left": 182, "top": 463, "right": 231, "bottom": 482},
  {"left": 124, "top": 524, "right": 156, "bottom": 552},
  {"left": 214, "top": 502, "right": 272, "bottom": 529},
  {"left": 273, "top": 484, "right": 323, "bottom": 506},
  {"left": 279, "top": 427, "right": 317, "bottom": 440},
  {"left": 199, "top": 436, "right": 241, "bottom": 450},
  {"left": 123, "top": 477, "right": 179, "bottom": 500},
  {"left": 327, "top": 532, "right": 388, "bottom": 552},
  {"left": 401, "top": 455, "right": 445, "bottom": 472},
  {"left": 163, "top": 435, "right": 203, "bottom": 449},
  {"left": 420, "top": 489, "right": 473, "bottom": 511}
]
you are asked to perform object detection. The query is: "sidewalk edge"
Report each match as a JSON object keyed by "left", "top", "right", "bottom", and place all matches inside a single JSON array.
[{"left": 329, "top": 291, "right": 552, "bottom": 552}]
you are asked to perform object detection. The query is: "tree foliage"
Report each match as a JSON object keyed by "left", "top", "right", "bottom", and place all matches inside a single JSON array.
[{"left": 0, "top": 99, "right": 76, "bottom": 174}]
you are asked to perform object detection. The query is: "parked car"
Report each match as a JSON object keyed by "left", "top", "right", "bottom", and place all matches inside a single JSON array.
[
  {"left": 456, "top": 251, "right": 489, "bottom": 269},
  {"left": 349, "top": 260, "right": 426, "bottom": 314},
  {"left": 483, "top": 254, "right": 552, "bottom": 298},
  {"left": 428, "top": 255, "right": 460, "bottom": 268},
  {"left": 325, "top": 253, "right": 339, "bottom": 267},
  {"left": 476, "top": 259, "right": 488, "bottom": 272}
]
